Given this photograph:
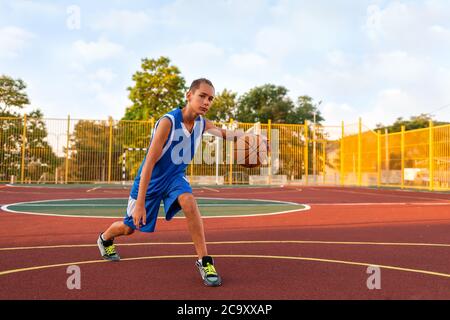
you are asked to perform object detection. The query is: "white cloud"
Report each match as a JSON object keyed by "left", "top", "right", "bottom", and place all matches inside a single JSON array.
[
  {"left": 9, "top": 0, "right": 60, "bottom": 16},
  {"left": 4, "top": 0, "right": 450, "bottom": 126},
  {"left": 326, "top": 50, "right": 351, "bottom": 68},
  {"left": 369, "top": 51, "right": 430, "bottom": 84},
  {"left": 322, "top": 102, "right": 356, "bottom": 126},
  {"left": 89, "top": 68, "right": 117, "bottom": 84},
  {"left": 364, "top": 1, "right": 450, "bottom": 57},
  {"left": 362, "top": 89, "right": 420, "bottom": 127},
  {"left": 72, "top": 38, "right": 124, "bottom": 63},
  {"left": 0, "top": 26, "right": 34, "bottom": 58},
  {"left": 166, "top": 41, "right": 225, "bottom": 79},
  {"left": 228, "top": 52, "right": 268, "bottom": 70},
  {"left": 254, "top": 27, "right": 297, "bottom": 61},
  {"left": 176, "top": 42, "right": 224, "bottom": 59},
  {"left": 93, "top": 90, "right": 129, "bottom": 118},
  {"left": 91, "top": 10, "right": 152, "bottom": 34},
  {"left": 160, "top": 0, "right": 270, "bottom": 27},
  {"left": 280, "top": 46, "right": 450, "bottom": 126}
]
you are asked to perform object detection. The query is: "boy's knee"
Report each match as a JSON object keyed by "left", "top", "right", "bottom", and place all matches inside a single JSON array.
[
  {"left": 116, "top": 221, "right": 134, "bottom": 235},
  {"left": 123, "top": 225, "right": 135, "bottom": 235},
  {"left": 178, "top": 193, "right": 197, "bottom": 215}
]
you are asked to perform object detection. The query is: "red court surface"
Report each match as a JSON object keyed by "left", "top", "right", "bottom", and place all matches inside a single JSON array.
[{"left": 0, "top": 184, "right": 449, "bottom": 300}]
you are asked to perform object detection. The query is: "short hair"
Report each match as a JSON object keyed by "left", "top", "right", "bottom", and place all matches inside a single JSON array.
[{"left": 188, "top": 78, "right": 214, "bottom": 93}]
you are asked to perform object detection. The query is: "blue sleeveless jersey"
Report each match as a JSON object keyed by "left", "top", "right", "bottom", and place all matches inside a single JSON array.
[{"left": 130, "top": 108, "right": 205, "bottom": 199}]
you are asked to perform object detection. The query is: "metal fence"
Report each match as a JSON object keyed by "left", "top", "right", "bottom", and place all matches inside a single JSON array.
[{"left": 1, "top": 115, "right": 449, "bottom": 191}]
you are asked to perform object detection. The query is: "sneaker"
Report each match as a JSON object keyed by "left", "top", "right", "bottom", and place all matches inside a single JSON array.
[
  {"left": 196, "top": 256, "right": 222, "bottom": 287},
  {"left": 97, "top": 233, "right": 120, "bottom": 261}
]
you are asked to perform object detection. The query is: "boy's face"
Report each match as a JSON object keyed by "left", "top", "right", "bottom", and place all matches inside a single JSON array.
[{"left": 187, "top": 83, "right": 215, "bottom": 116}]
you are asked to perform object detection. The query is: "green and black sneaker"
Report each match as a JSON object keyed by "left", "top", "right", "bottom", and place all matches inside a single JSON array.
[
  {"left": 97, "top": 233, "right": 120, "bottom": 261},
  {"left": 196, "top": 256, "right": 222, "bottom": 287}
]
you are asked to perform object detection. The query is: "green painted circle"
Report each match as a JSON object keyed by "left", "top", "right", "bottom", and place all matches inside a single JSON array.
[{"left": 6, "top": 198, "right": 306, "bottom": 217}]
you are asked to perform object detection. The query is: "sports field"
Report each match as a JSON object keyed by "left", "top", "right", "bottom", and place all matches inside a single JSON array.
[{"left": 0, "top": 184, "right": 449, "bottom": 300}]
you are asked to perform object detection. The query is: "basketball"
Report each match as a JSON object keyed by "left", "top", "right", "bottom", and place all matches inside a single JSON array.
[{"left": 234, "top": 134, "right": 268, "bottom": 168}]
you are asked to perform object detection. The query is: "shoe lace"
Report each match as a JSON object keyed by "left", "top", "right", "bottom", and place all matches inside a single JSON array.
[
  {"left": 204, "top": 263, "right": 217, "bottom": 276},
  {"left": 105, "top": 244, "right": 116, "bottom": 255}
]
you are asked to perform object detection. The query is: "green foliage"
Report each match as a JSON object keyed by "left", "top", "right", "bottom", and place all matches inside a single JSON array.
[
  {"left": 24, "top": 109, "right": 62, "bottom": 181},
  {"left": 0, "top": 109, "right": 61, "bottom": 182},
  {"left": 0, "top": 75, "right": 30, "bottom": 116},
  {"left": 0, "top": 76, "right": 60, "bottom": 182},
  {"left": 287, "top": 96, "right": 324, "bottom": 124},
  {"left": 124, "top": 57, "right": 186, "bottom": 120},
  {"left": 234, "top": 84, "right": 324, "bottom": 124},
  {"left": 376, "top": 113, "right": 449, "bottom": 133},
  {"left": 235, "top": 84, "right": 294, "bottom": 123},
  {"left": 208, "top": 89, "right": 237, "bottom": 122},
  {"left": 68, "top": 120, "right": 117, "bottom": 181},
  {"left": 67, "top": 119, "right": 153, "bottom": 182}
]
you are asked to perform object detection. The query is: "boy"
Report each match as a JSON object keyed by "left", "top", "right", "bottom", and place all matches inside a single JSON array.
[{"left": 97, "top": 78, "right": 258, "bottom": 287}]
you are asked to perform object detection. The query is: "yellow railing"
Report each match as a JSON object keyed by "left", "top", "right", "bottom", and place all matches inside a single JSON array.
[{"left": 0, "top": 116, "right": 449, "bottom": 191}]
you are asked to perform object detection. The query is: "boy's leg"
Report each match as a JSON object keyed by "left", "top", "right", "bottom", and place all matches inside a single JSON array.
[
  {"left": 177, "top": 193, "right": 207, "bottom": 259},
  {"left": 98, "top": 222, "right": 134, "bottom": 261},
  {"left": 177, "top": 192, "right": 222, "bottom": 287},
  {"left": 102, "top": 221, "right": 134, "bottom": 241}
]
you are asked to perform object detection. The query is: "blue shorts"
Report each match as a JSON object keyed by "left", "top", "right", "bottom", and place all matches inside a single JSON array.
[{"left": 123, "top": 175, "right": 192, "bottom": 233}]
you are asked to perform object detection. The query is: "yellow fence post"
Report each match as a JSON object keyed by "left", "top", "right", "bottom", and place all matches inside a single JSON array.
[
  {"left": 108, "top": 116, "right": 113, "bottom": 183},
  {"left": 322, "top": 139, "right": 326, "bottom": 184},
  {"left": 340, "top": 121, "right": 344, "bottom": 186},
  {"left": 268, "top": 119, "right": 272, "bottom": 185},
  {"left": 377, "top": 130, "right": 381, "bottom": 188},
  {"left": 429, "top": 120, "right": 434, "bottom": 191},
  {"left": 401, "top": 125, "right": 405, "bottom": 189},
  {"left": 65, "top": 115, "right": 70, "bottom": 184},
  {"left": 149, "top": 117, "right": 155, "bottom": 139},
  {"left": 20, "top": 114, "right": 27, "bottom": 184},
  {"left": 304, "top": 121, "right": 309, "bottom": 185},
  {"left": 358, "top": 118, "right": 362, "bottom": 186},
  {"left": 229, "top": 118, "right": 234, "bottom": 185}
]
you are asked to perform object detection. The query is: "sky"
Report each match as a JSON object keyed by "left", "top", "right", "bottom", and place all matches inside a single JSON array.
[{"left": 1, "top": 0, "right": 450, "bottom": 128}]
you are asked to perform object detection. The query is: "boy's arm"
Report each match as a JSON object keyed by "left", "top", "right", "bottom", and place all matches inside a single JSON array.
[
  {"left": 204, "top": 119, "right": 270, "bottom": 150},
  {"left": 133, "top": 117, "right": 171, "bottom": 228},
  {"left": 204, "top": 119, "right": 245, "bottom": 142}
]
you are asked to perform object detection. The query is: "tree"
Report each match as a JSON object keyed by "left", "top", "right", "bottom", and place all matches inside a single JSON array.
[
  {"left": 287, "top": 96, "right": 324, "bottom": 124},
  {"left": 124, "top": 56, "right": 186, "bottom": 120},
  {"left": 67, "top": 120, "right": 115, "bottom": 181},
  {"left": 0, "top": 108, "right": 61, "bottom": 182},
  {"left": 235, "top": 84, "right": 295, "bottom": 123},
  {"left": 66, "top": 119, "right": 152, "bottom": 182},
  {"left": 208, "top": 89, "right": 237, "bottom": 122},
  {"left": 376, "top": 113, "right": 449, "bottom": 133},
  {"left": 24, "top": 109, "right": 62, "bottom": 182},
  {"left": 1, "top": 75, "right": 30, "bottom": 181},
  {"left": 0, "top": 76, "right": 61, "bottom": 183},
  {"left": 0, "top": 75, "right": 30, "bottom": 116}
]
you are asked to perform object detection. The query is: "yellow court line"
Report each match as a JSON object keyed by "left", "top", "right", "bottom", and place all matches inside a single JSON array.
[
  {"left": 1, "top": 254, "right": 450, "bottom": 279},
  {"left": 1, "top": 240, "right": 450, "bottom": 252}
]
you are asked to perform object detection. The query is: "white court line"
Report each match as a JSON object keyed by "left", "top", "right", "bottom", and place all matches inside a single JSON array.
[{"left": 0, "top": 197, "right": 310, "bottom": 219}]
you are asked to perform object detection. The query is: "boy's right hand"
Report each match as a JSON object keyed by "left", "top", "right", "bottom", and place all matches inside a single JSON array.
[{"left": 133, "top": 205, "right": 146, "bottom": 229}]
